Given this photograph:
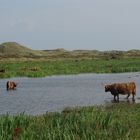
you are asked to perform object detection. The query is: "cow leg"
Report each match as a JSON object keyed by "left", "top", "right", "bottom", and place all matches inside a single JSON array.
[
  {"left": 126, "top": 94, "right": 130, "bottom": 99},
  {"left": 7, "top": 81, "right": 9, "bottom": 90},
  {"left": 113, "top": 95, "right": 119, "bottom": 102},
  {"left": 117, "top": 94, "right": 119, "bottom": 101},
  {"left": 132, "top": 94, "right": 135, "bottom": 101},
  {"left": 132, "top": 90, "right": 136, "bottom": 101},
  {"left": 114, "top": 95, "right": 116, "bottom": 101}
]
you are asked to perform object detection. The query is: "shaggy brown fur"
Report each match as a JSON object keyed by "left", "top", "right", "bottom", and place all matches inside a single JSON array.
[
  {"left": 105, "top": 82, "right": 136, "bottom": 101},
  {"left": 7, "top": 81, "right": 17, "bottom": 90}
]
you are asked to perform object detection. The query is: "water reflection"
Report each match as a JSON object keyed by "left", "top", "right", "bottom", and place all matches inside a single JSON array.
[{"left": 105, "top": 98, "right": 136, "bottom": 105}]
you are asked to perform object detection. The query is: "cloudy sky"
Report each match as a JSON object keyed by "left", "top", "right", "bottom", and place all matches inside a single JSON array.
[{"left": 0, "top": 0, "right": 140, "bottom": 50}]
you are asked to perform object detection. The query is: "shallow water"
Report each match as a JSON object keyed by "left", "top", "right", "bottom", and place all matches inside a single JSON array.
[{"left": 0, "top": 72, "right": 140, "bottom": 115}]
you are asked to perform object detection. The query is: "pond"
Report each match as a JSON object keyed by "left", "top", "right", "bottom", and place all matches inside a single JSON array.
[{"left": 0, "top": 72, "right": 140, "bottom": 115}]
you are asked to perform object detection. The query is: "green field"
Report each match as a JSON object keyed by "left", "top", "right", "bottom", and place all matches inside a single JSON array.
[
  {"left": 0, "top": 103, "right": 140, "bottom": 140},
  {"left": 0, "top": 58, "right": 140, "bottom": 78}
]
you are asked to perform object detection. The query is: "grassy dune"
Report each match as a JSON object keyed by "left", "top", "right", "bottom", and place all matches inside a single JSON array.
[
  {"left": 0, "top": 58, "right": 140, "bottom": 78},
  {"left": 0, "top": 42, "right": 140, "bottom": 60},
  {"left": 0, "top": 103, "right": 140, "bottom": 139}
]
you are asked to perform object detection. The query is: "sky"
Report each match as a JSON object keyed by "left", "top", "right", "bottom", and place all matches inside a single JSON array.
[{"left": 0, "top": 0, "right": 140, "bottom": 51}]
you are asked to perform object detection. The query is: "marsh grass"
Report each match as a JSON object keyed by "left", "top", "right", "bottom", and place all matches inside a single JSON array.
[
  {"left": 0, "top": 103, "right": 140, "bottom": 139},
  {"left": 0, "top": 58, "right": 140, "bottom": 78}
]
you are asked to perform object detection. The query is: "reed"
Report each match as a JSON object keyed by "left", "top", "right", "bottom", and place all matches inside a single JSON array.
[{"left": 0, "top": 103, "right": 140, "bottom": 139}]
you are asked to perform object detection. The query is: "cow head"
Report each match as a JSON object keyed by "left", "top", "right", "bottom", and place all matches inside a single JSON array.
[
  {"left": 14, "top": 83, "right": 17, "bottom": 88},
  {"left": 105, "top": 85, "right": 111, "bottom": 92}
]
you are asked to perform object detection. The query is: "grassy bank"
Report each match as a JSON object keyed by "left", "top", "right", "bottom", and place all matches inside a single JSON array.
[
  {"left": 0, "top": 103, "right": 140, "bottom": 139},
  {"left": 0, "top": 58, "right": 140, "bottom": 78}
]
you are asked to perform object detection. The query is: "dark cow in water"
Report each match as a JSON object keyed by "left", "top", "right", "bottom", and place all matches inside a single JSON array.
[
  {"left": 7, "top": 81, "right": 17, "bottom": 90},
  {"left": 105, "top": 82, "right": 136, "bottom": 101}
]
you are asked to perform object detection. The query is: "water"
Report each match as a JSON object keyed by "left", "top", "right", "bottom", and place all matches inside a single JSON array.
[{"left": 0, "top": 72, "right": 140, "bottom": 115}]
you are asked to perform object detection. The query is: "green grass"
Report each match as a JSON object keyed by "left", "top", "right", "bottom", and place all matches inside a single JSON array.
[
  {"left": 0, "top": 58, "right": 140, "bottom": 78},
  {"left": 0, "top": 103, "right": 140, "bottom": 139}
]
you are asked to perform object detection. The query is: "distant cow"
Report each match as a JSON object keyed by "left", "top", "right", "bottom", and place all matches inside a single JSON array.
[
  {"left": 105, "top": 82, "right": 136, "bottom": 101},
  {"left": 7, "top": 81, "right": 17, "bottom": 90}
]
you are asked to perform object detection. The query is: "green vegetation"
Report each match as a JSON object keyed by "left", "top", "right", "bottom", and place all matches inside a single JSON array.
[
  {"left": 0, "top": 42, "right": 139, "bottom": 78},
  {"left": 0, "top": 103, "right": 140, "bottom": 139},
  {"left": 0, "top": 58, "right": 140, "bottom": 78}
]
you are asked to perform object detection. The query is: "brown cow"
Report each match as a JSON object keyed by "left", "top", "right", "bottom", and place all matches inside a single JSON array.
[
  {"left": 105, "top": 82, "right": 136, "bottom": 101},
  {"left": 7, "top": 81, "right": 17, "bottom": 90}
]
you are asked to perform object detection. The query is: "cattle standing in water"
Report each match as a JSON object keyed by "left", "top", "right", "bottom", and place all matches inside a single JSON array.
[
  {"left": 105, "top": 82, "right": 136, "bottom": 101},
  {"left": 7, "top": 81, "right": 17, "bottom": 90}
]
